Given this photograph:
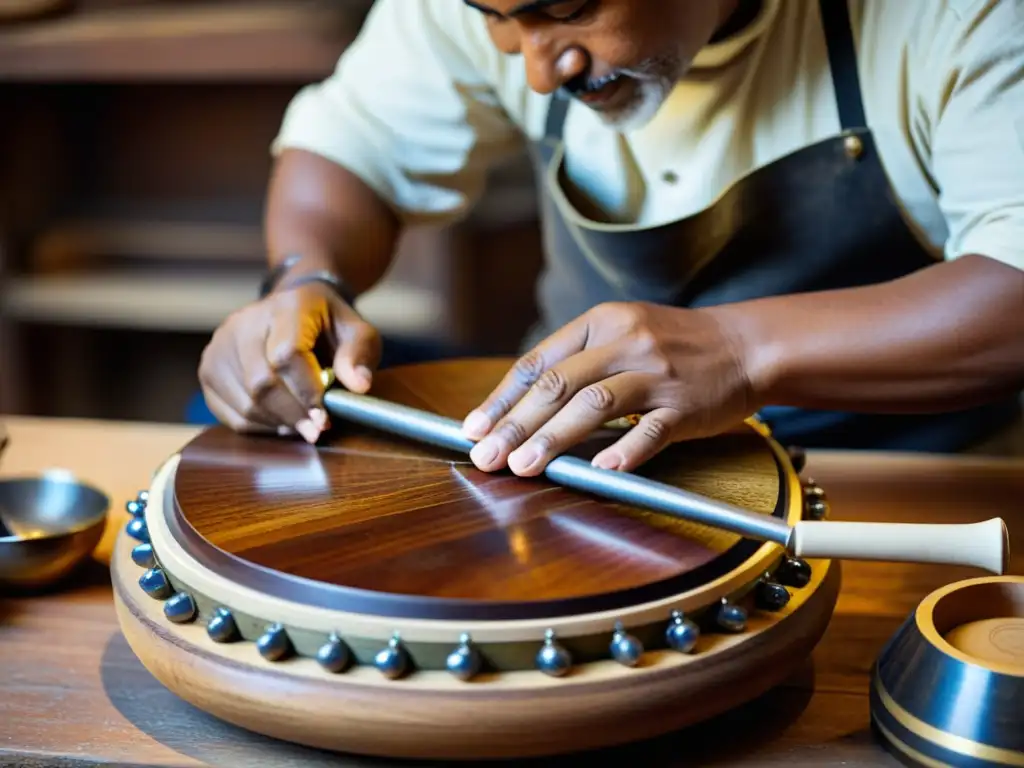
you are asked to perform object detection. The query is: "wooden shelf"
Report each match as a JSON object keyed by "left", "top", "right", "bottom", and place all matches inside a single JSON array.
[
  {"left": 27, "top": 200, "right": 266, "bottom": 271},
  {"left": 0, "top": 1, "right": 371, "bottom": 81},
  {"left": 0, "top": 270, "right": 448, "bottom": 337}
]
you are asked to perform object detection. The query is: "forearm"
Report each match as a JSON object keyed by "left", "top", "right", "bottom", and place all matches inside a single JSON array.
[
  {"left": 714, "top": 254, "right": 1024, "bottom": 413},
  {"left": 264, "top": 148, "right": 402, "bottom": 297}
]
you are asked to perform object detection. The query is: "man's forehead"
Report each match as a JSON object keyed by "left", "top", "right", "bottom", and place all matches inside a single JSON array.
[{"left": 463, "top": 0, "right": 579, "bottom": 17}]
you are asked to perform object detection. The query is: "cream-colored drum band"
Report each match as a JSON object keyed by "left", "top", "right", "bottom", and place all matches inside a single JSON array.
[
  {"left": 112, "top": 530, "right": 840, "bottom": 760},
  {"left": 144, "top": 448, "right": 803, "bottom": 644},
  {"left": 116, "top": 528, "right": 837, "bottom": 690}
]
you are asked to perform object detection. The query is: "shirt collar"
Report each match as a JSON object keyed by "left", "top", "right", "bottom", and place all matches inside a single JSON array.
[{"left": 691, "top": 0, "right": 780, "bottom": 69}]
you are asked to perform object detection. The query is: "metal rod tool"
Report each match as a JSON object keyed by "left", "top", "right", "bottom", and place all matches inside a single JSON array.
[{"left": 321, "top": 387, "right": 1009, "bottom": 574}]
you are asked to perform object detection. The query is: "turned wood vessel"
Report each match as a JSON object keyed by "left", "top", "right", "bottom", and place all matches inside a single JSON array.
[
  {"left": 871, "top": 576, "right": 1024, "bottom": 767},
  {"left": 111, "top": 359, "right": 840, "bottom": 759}
]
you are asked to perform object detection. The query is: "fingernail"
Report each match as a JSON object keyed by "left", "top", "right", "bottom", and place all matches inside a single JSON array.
[
  {"left": 463, "top": 410, "right": 491, "bottom": 438},
  {"left": 508, "top": 445, "right": 540, "bottom": 474},
  {"left": 354, "top": 366, "right": 373, "bottom": 390},
  {"left": 470, "top": 438, "right": 498, "bottom": 468},
  {"left": 295, "top": 418, "right": 322, "bottom": 444},
  {"left": 277, "top": 425, "right": 296, "bottom": 437},
  {"left": 592, "top": 452, "right": 622, "bottom": 471},
  {"left": 309, "top": 407, "right": 328, "bottom": 430}
]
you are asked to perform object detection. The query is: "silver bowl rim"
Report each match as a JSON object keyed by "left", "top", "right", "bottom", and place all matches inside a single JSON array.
[{"left": 0, "top": 469, "right": 111, "bottom": 544}]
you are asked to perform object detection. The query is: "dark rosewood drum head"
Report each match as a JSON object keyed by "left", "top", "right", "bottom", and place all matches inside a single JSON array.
[{"left": 172, "top": 360, "right": 785, "bottom": 620}]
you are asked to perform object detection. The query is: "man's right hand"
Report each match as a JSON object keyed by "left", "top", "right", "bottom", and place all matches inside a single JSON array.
[{"left": 198, "top": 282, "right": 381, "bottom": 443}]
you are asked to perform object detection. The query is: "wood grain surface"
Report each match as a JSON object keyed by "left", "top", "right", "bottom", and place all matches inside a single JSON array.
[
  {"left": 1, "top": 414, "right": 1023, "bottom": 766},
  {"left": 0, "top": 1, "right": 369, "bottom": 82},
  {"left": 172, "top": 359, "right": 781, "bottom": 618}
]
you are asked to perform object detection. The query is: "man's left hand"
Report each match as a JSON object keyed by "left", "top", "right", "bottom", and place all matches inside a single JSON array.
[{"left": 461, "top": 301, "right": 758, "bottom": 475}]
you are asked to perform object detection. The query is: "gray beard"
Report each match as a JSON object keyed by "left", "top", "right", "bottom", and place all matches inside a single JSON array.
[{"left": 587, "top": 50, "right": 688, "bottom": 133}]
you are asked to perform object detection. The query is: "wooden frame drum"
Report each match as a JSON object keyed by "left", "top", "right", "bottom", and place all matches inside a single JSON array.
[{"left": 110, "top": 360, "right": 841, "bottom": 760}]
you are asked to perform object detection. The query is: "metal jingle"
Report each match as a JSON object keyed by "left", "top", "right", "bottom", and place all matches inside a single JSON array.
[
  {"left": 374, "top": 632, "right": 410, "bottom": 680},
  {"left": 207, "top": 607, "right": 240, "bottom": 643},
  {"left": 754, "top": 575, "right": 791, "bottom": 612},
  {"left": 125, "top": 499, "right": 145, "bottom": 518},
  {"left": 536, "top": 629, "right": 572, "bottom": 678},
  {"left": 257, "top": 623, "right": 292, "bottom": 662},
  {"left": 446, "top": 633, "right": 483, "bottom": 681},
  {"left": 130, "top": 542, "right": 156, "bottom": 569},
  {"left": 775, "top": 556, "right": 812, "bottom": 588},
  {"left": 804, "top": 497, "right": 829, "bottom": 520},
  {"left": 138, "top": 567, "right": 173, "bottom": 600},
  {"left": 163, "top": 592, "right": 197, "bottom": 624},
  {"left": 316, "top": 633, "right": 351, "bottom": 674},
  {"left": 716, "top": 598, "right": 748, "bottom": 633},
  {"left": 125, "top": 517, "right": 149, "bottom": 543},
  {"left": 803, "top": 481, "right": 826, "bottom": 499},
  {"left": 609, "top": 621, "right": 644, "bottom": 667},
  {"left": 665, "top": 609, "right": 700, "bottom": 654}
]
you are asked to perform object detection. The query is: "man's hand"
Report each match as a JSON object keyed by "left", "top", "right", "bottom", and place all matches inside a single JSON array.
[
  {"left": 198, "top": 282, "right": 381, "bottom": 443},
  {"left": 461, "top": 301, "right": 756, "bottom": 475}
]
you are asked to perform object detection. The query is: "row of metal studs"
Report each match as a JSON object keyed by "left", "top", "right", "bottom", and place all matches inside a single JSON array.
[
  {"left": 124, "top": 487, "right": 814, "bottom": 680},
  {"left": 787, "top": 446, "right": 831, "bottom": 522}
]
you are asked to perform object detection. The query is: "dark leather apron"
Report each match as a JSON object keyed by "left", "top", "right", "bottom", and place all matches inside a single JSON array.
[{"left": 523, "top": 0, "right": 1021, "bottom": 452}]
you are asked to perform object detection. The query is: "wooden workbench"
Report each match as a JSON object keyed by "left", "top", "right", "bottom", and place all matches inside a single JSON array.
[{"left": 1, "top": 415, "right": 1021, "bottom": 766}]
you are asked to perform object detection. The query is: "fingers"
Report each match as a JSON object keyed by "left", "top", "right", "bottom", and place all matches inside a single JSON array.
[
  {"left": 467, "top": 344, "right": 642, "bottom": 474},
  {"left": 201, "top": 381, "right": 281, "bottom": 435},
  {"left": 591, "top": 408, "right": 683, "bottom": 472},
  {"left": 261, "top": 310, "right": 332, "bottom": 442},
  {"left": 462, "top": 319, "right": 590, "bottom": 440},
  {"left": 199, "top": 283, "right": 354, "bottom": 443},
  {"left": 265, "top": 318, "right": 327, "bottom": 413},
  {"left": 505, "top": 372, "right": 653, "bottom": 476},
  {"left": 251, "top": 289, "right": 379, "bottom": 443},
  {"left": 243, "top": 349, "right": 313, "bottom": 428},
  {"left": 331, "top": 304, "right": 381, "bottom": 394}
]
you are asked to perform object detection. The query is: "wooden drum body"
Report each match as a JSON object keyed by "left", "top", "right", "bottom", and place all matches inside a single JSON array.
[{"left": 111, "top": 360, "right": 841, "bottom": 760}]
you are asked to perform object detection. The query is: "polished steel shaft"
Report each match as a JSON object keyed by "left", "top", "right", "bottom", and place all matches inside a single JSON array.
[{"left": 322, "top": 389, "right": 794, "bottom": 547}]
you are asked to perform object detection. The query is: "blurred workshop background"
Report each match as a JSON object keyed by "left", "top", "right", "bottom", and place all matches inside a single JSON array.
[{"left": 0, "top": 0, "right": 544, "bottom": 424}]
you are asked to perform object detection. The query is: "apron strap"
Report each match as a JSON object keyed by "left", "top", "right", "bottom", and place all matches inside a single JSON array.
[
  {"left": 818, "top": 0, "right": 868, "bottom": 130},
  {"left": 544, "top": 90, "right": 571, "bottom": 142}
]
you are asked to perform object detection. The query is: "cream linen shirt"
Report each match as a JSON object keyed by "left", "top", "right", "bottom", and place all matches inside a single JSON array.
[{"left": 272, "top": 0, "right": 1024, "bottom": 272}]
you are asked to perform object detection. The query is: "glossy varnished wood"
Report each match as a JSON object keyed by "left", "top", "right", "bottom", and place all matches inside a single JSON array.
[
  {"left": 172, "top": 359, "right": 783, "bottom": 618},
  {"left": 110, "top": 529, "right": 841, "bottom": 760},
  {"left": 3, "top": 415, "right": 1023, "bottom": 766}
]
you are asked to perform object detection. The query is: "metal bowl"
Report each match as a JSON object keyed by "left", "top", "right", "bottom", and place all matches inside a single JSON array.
[
  {"left": 0, "top": 469, "right": 109, "bottom": 592},
  {"left": 870, "top": 575, "right": 1024, "bottom": 767}
]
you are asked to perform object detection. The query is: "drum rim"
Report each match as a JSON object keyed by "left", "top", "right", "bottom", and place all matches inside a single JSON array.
[
  {"left": 167, "top": 422, "right": 792, "bottom": 621},
  {"left": 134, "top": 434, "right": 809, "bottom": 646},
  {"left": 112, "top": 520, "right": 841, "bottom": 758}
]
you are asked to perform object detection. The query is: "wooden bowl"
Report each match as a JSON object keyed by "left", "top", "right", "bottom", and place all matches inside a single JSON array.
[{"left": 871, "top": 576, "right": 1024, "bottom": 767}]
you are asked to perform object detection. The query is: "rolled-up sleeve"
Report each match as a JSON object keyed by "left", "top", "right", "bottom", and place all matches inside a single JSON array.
[
  {"left": 923, "top": 2, "right": 1024, "bottom": 272},
  {"left": 272, "top": 0, "right": 523, "bottom": 226}
]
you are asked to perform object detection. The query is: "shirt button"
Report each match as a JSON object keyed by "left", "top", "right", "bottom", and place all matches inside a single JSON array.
[{"left": 662, "top": 170, "right": 679, "bottom": 184}]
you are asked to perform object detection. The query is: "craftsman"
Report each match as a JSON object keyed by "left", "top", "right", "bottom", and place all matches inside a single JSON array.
[{"left": 197, "top": 0, "right": 1024, "bottom": 473}]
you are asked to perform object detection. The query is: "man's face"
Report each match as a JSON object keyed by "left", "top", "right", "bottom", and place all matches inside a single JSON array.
[{"left": 465, "top": 0, "right": 735, "bottom": 131}]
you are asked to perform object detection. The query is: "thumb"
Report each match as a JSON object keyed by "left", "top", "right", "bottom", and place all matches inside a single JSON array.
[{"left": 331, "top": 301, "right": 381, "bottom": 394}]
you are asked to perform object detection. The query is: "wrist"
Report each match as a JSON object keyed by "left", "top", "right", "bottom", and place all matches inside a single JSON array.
[
  {"left": 261, "top": 252, "right": 358, "bottom": 305},
  {"left": 703, "top": 300, "right": 788, "bottom": 406}
]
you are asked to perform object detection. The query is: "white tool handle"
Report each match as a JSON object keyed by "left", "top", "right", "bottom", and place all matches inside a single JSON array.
[{"left": 790, "top": 517, "right": 1009, "bottom": 574}]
